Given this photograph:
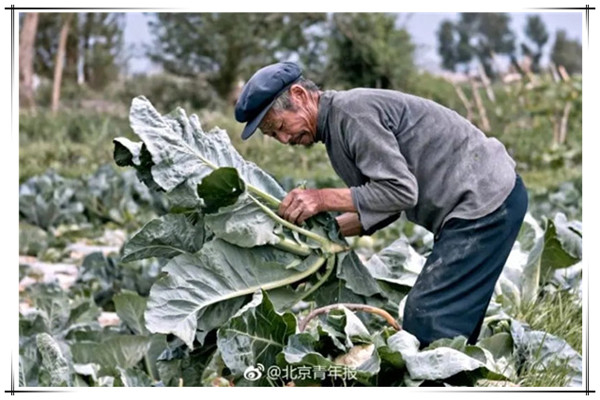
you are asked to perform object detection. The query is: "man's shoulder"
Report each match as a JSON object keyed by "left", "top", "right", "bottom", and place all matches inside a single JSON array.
[{"left": 328, "top": 88, "right": 406, "bottom": 115}]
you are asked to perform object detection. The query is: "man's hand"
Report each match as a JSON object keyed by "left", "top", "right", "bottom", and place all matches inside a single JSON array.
[
  {"left": 278, "top": 189, "right": 324, "bottom": 224},
  {"left": 335, "top": 212, "right": 363, "bottom": 237},
  {"left": 279, "top": 188, "right": 358, "bottom": 225}
]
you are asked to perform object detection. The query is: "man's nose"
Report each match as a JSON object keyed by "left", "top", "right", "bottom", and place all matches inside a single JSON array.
[{"left": 276, "top": 131, "right": 291, "bottom": 144}]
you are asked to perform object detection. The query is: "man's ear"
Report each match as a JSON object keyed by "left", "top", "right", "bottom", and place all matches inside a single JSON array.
[{"left": 289, "top": 84, "right": 308, "bottom": 103}]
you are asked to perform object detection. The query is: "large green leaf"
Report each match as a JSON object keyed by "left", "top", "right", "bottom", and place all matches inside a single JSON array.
[
  {"left": 217, "top": 291, "right": 296, "bottom": 386},
  {"left": 122, "top": 96, "right": 286, "bottom": 200},
  {"left": 540, "top": 213, "right": 582, "bottom": 279},
  {"left": 195, "top": 297, "right": 248, "bottom": 346},
  {"left": 386, "top": 331, "right": 506, "bottom": 384},
  {"left": 145, "top": 239, "right": 326, "bottom": 348},
  {"left": 364, "top": 238, "right": 425, "bottom": 288},
  {"left": 121, "top": 213, "right": 205, "bottom": 263},
  {"left": 336, "top": 251, "right": 381, "bottom": 297},
  {"left": 203, "top": 194, "right": 280, "bottom": 248},
  {"left": 113, "top": 290, "right": 148, "bottom": 335},
  {"left": 71, "top": 335, "right": 152, "bottom": 377},
  {"left": 117, "top": 367, "right": 153, "bottom": 387},
  {"left": 196, "top": 167, "right": 245, "bottom": 213},
  {"left": 511, "top": 319, "right": 582, "bottom": 387}
]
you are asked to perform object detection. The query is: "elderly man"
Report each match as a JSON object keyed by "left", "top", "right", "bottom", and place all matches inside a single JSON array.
[{"left": 234, "top": 62, "right": 528, "bottom": 347}]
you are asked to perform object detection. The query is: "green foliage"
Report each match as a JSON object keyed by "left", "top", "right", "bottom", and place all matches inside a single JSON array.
[
  {"left": 437, "top": 13, "right": 516, "bottom": 77},
  {"left": 147, "top": 13, "right": 327, "bottom": 99},
  {"left": 118, "top": 73, "right": 221, "bottom": 114},
  {"left": 327, "top": 13, "right": 415, "bottom": 90},
  {"left": 34, "top": 13, "right": 124, "bottom": 90},
  {"left": 19, "top": 109, "right": 131, "bottom": 182},
  {"left": 522, "top": 15, "right": 549, "bottom": 72},
  {"left": 551, "top": 30, "right": 582, "bottom": 74}
]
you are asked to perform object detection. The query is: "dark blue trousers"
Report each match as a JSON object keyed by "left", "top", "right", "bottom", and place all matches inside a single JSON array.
[{"left": 402, "top": 175, "right": 528, "bottom": 347}]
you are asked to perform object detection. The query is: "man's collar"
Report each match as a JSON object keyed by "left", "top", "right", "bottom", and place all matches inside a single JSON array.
[{"left": 315, "top": 90, "right": 334, "bottom": 143}]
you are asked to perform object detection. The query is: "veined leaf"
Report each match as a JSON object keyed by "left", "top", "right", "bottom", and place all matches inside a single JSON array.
[
  {"left": 217, "top": 291, "right": 296, "bottom": 386},
  {"left": 540, "top": 213, "right": 582, "bottom": 280},
  {"left": 121, "top": 96, "right": 285, "bottom": 201},
  {"left": 203, "top": 194, "right": 280, "bottom": 248},
  {"left": 196, "top": 167, "right": 245, "bottom": 213},
  {"left": 145, "top": 239, "right": 326, "bottom": 348},
  {"left": 364, "top": 238, "right": 425, "bottom": 288},
  {"left": 113, "top": 290, "right": 148, "bottom": 335},
  {"left": 121, "top": 213, "right": 204, "bottom": 263},
  {"left": 71, "top": 335, "right": 152, "bottom": 377}
]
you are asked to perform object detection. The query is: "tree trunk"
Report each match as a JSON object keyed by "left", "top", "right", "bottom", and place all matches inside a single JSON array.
[
  {"left": 451, "top": 81, "right": 474, "bottom": 121},
  {"left": 559, "top": 102, "right": 572, "bottom": 144},
  {"left": 19, "top": 12, "right": 39, "bottom": 110},
  {"left": 470, "top": 79, "right": 491, "bottom": 132},
  {"left": 51, "top": 14, "right": 73, "bottom": 113}
]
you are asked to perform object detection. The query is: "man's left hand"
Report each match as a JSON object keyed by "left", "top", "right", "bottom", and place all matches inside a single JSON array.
[{"left": 279, "top": 188, "right": 324, "bottom": 225}]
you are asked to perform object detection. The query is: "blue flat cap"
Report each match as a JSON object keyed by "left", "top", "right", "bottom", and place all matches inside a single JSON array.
[{"left": 235, "top": 62, "right": 302, "bottom": 140}]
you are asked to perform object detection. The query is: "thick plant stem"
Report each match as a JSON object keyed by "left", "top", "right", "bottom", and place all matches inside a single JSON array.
[
  {"left": 247, "top": 184, "right": 281, "bottom": 209},
  {"left": 274, "top": 236, "right": 312, "bottom": 256},
  {"left": 249, "top": 194, "right": 333, "bottom": 249},
  {"left": 144, "top": 355, "right": 156, "bottom": 382},
  {"left": 194, "top": 152, "right": 347, "bottom": 254}
]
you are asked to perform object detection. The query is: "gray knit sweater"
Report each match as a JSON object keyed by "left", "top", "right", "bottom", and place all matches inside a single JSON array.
[{"left": 315, "top": 88, "right": 517, "bottom": 236}]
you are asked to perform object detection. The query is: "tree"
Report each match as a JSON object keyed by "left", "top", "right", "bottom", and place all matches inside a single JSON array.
[
  {"left": 81, "top": 13, "right": 125, "bottom": 89},
  {"left": 147, "top": 13, "right": 326, "bottom": 101},
  {"left": 51, "top": 14, "right": 73, "bottom": 112},
  {"left": 521, "top": 15, "right": 549, "bottom": 72},
  {"left": 551, "top": 30, "right": 582, "bottom": 75},
  {"left": 19, "top": 12, "right": 39, "bottom": 109},
  {"left": 327, "top": 13, "right": 415, "bottom": 90},
  {"left": 437, "top": 20, "right": 457, "bottom": 71},
  {"left": 436, "top": 13, "right": 516, "bottom": 78},
  {"left": 34, "top": 13, "right": 124, "bottom": 91}
]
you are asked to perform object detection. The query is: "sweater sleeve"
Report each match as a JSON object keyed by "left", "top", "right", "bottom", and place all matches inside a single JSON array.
[{"left": 342, "top": 112, "right": 418, "bottom": 234}]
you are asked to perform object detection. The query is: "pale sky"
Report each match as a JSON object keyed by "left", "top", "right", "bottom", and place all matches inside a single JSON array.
[{"left": 123, "top": 12, "right": 583, "bottom": 75}]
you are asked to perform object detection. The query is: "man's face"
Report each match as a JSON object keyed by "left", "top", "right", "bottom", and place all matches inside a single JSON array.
[
  {"left": 258, "top": 85, "right": 318, "bottom": 147},
  {"left": 259, "top": 109, "right": 315, "bottom": 147}
]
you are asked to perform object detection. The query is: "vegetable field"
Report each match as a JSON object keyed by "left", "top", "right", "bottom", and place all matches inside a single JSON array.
[{"left": 18, "top": 96, "right": 583, "bottom": 388}]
